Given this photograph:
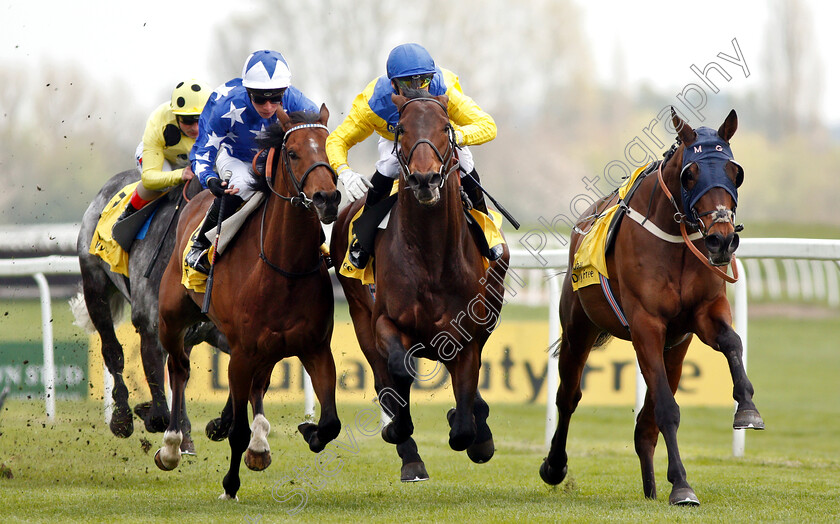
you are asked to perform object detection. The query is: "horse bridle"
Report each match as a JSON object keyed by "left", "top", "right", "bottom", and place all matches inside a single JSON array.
[
  {"left": 393, "top": 97, "right": 460, "bottom": 185},
  {"left": 261, "top": 123, "right": 337, "bottom": 209},
  {"left": 655, "top": 149, "right": 741, "bottom": 282},
  {"left": 253, "top": 122, "right": 337, "bottom": 278}
]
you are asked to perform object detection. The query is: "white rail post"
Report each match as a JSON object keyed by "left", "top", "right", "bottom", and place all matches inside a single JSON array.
[
  {"left": 304, "top": 370, "right": 315, "bottom": 421},
  {"left": 733, "top": 257, "right": 748, "bottom": 457},
  {"left": 544, "top": 269, "right": 561, "bottom": 450},
  {"left": 32, "top": 273, "right": 56, "bottom": 421}
]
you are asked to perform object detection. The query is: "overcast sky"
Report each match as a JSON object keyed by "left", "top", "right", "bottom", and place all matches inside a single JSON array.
[{"left": 2, "top": 0, "right": 838, "bottom": 125}]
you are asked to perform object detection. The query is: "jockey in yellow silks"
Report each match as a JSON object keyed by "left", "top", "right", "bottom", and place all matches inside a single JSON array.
[
  {"left": 326, "top": 43, "right": 498, "bottom": 270},
  {"left": 115, "top": 80, "right": 212, "bottom": 223}
]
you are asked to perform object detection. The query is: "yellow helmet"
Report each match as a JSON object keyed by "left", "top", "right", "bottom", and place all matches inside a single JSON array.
[{"left": 170, "top": 79, "right": 211, "bottom": 115}]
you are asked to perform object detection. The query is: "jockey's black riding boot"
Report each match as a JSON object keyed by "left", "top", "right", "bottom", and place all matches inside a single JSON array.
[
  {"left": 348, "top": 171, "right": 392, "bottom": 269},
  {"left": 462, "top": 169, "right": 488, "bottom": 215},
  {"left": 115, "top": 202, "right": 139, "bottom": 223},
  {"left": 185, "top": 194, "right": 243, "bottom": 274}
]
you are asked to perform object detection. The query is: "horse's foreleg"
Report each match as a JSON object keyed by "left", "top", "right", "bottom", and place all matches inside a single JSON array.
[
  {"left": 634, "top": 334, "right": 692, "bottom": 500},
  {"left": 153, "top": 334, "right": 189, "bottom": 471},
  {"left": 221, "top": 355, "right": 251, "bottom": 501},
  {"left": 83, "top": 286, "right": 133, "bottom": 438},
  {"left": 244, "top": 365, "right": 273, "bottom": 471},
  {"left": 541, "top": 293, "right": 598, "bottom": 487},
  {"left": 297, "top": 347, "right": 341, "bottom": 453},
  {"left": 695, "top": 307, "right": 764, "bottom": 430},
  {"left": 134, "top": 330, "right": 170, "bottom": 434},
  {"left": 375, "top": 316, "right": 415, "bottom": 445},
  {"left": 466, "top": 391, "right": 494, "bottom": 463},
  {"left": 444, "top": 348, "right": 480, "bottom": 452},
  {"left": 632, "top": 317, "right": 698, "bottom": 506}
]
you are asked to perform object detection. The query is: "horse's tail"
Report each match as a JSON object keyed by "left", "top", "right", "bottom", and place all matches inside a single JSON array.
[{"left": 68, "top": 283, "right": 128, "bottom": 334}]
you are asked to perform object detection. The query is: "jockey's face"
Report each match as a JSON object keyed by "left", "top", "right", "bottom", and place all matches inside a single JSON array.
[
  {"left": 251, "top": 98, "right": 282, "bottom": 119},
  {"left": 177, "top": 115, "right": 200, "bottom": 139},
  {"left": 249, "top": 89, "right": 286, "bottom": 119}
]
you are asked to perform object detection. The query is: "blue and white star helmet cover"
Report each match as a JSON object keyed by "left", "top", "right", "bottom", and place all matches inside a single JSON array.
[{"left": 241, "top": 50, "right": 292, "bottom": 90}]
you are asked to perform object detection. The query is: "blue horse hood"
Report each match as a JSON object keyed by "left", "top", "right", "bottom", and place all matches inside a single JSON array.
[{"left": 680, "top": 127, "right": 739, "bottom": 213}]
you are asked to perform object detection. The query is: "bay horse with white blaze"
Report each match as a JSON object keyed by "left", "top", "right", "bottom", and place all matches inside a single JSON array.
[
  {"left": 540, "top": 109, "right": 763, "bottom": 505},
  {"left": 155, "top": 106, "right": 342, "bottom": 500},
  {"left": 332, "top": 90, "right": 510, "bottom": 481}
]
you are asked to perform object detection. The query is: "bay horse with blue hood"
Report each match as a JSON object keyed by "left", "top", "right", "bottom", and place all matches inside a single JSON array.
[{"left": 540, "top": 109, "right": 763, "bottom": 505}]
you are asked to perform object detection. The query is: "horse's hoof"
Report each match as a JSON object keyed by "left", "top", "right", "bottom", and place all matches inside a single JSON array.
[
  {"left": 297, "top": 422, "right": 326, "bottom": 452},
  {"left": 381, "top": 422, "right": 410, "bottom": 445},
  {"left": 109, "top": 406, "right": 134, "bottom": 438},
  {"left": 134, "top": 401, "right": 169, "bottom": 433},
  {"left": 154, "top": 448, "right": 179, "bottom": 471},
  {"left": 205, "top": 418, "right": 230, "bottom": 441},
  {"left": 244, "top": 449, "right": 272, "bottom": 471},
  {"left": 466, "top": 437, "right": 495, "bottom": 464},
  {"left": 448, "top": 428, "right": 476, "bottom": 452},
  {"left": 180, "top": 436, "right": 196, "bottom": 456},
  {"left": 218, "top": 493, "right": 239, "bottom": 501},
  {"left": 734, "top": 409, "right": 765, "bottom": 430},
  {"left": 400, "top": 461, "right": 429, "bottom": 482},
  {"left": 669, "top": 487, "right": 700, "bottom": 506},
  {"left": 539, "top": 459, "right": 567, "bottom": 485}
]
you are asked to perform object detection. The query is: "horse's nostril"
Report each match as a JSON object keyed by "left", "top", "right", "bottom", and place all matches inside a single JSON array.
[
  {"left": 728, "top": 233, "right": 740, "bottom": 254},
  {"left": 704, "top": 233, "right": 723, "bottom": 253},
  {"left": 311, "top": 192, "right": 326, "bottom": 207}
]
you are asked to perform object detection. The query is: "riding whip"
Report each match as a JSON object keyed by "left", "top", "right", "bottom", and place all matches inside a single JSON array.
[
  {"left": 463, "top": 171, "right": 521, "bottom": 230},
  {"left": 201, "top": 186, "right": 228, "bottom": 314}
]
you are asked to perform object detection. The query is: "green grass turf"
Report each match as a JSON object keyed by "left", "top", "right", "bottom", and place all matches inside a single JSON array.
[{"left": 0, "top": 312, "right": 838, "bottom": 522}]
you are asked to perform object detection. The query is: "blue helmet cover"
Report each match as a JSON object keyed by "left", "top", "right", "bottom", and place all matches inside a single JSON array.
[
  {"left": 386, "top": 43, "right": 436, "bottom": 79},
  {"left": 680, "top": 127, "right": 739, "bottom": 214}
]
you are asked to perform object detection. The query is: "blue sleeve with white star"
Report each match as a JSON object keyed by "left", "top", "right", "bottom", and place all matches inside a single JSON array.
[{"left": 191, "top": 79, "right": 240, "bottom": 189}]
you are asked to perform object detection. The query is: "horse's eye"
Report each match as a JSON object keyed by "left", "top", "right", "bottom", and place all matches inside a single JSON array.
[{"left": 288, "top": 150, "right": 299, "bottom": 160}]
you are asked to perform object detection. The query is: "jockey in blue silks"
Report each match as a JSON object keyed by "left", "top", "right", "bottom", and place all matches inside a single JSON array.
[{"left": 185, "top": 50, "right": 319, "bottom": 273}]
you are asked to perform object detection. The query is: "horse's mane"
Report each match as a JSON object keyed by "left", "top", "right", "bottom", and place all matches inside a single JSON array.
[{"left": 249, "top": 111, "right": 322, "bottom": 193}]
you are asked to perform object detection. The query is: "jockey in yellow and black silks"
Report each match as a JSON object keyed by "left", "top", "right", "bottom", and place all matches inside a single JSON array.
[
  {"left": 116, "top": 79, "right": 212, "bottom": 224},
  {"left": 326, "top": 42, "right": 497, "bottom": 269}
]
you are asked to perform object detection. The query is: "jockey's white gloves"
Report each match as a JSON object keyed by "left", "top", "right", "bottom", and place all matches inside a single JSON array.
[{"left": 338, "top": 166, "right": 373, "bottom": 202}]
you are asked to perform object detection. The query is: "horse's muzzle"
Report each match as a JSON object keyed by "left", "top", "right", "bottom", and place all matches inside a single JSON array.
[
  {"left": 311, "top": 189, "right": 341, "bottom": 224},
  {"left": 704, "top": 232, "right": 739, "bottom": 266},
  {"left": 405, "top": 171, "right": 443, "bottom": 206}
]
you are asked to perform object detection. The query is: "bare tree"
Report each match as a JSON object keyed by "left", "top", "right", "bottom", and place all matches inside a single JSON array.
[{"left": 763, "top": 0, "right": 822, "bottom": 137}]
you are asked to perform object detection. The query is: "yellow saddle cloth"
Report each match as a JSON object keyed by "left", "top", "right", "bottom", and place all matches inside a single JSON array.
[
  {"left": 338, "top": 205, "right": 506, "bottom": 285},
  {"left": 571, "top": 163, "right": 649, "bottom": 291},
  {"left": 180, "top": 223, "right": 215, "bottom": 294},
  {"left": 88, "top": 181, "right": 141, "bottom": 277}
]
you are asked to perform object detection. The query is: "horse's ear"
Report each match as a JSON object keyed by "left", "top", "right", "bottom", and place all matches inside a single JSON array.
[
  {"left": 718, "top": 109, "right": 738, "bottom": 143},
  {"left": 318, "top": 103, "right": 329, "bottom": 126},
  {"left": 276, "top": 108, "right": 292, "bottom": 130},
  {"left": 392, "top": 93, "right": 407, "bottom": 109},
  {"left": 436, "top": 94, "right": 449, "bottom": 108},
  {"left": 671, "top": 106, "right": 696, "bottom": 144}
]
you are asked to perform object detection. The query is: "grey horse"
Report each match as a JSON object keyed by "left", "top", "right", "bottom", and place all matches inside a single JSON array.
[{"left": 71, "top": 169, "right": 230, "bottom": 453}]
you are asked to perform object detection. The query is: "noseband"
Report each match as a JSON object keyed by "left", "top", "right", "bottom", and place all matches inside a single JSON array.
[
  {"left": 393, "top": 98, "right": 460, "bottom": 185},
  {"left": 258, "top": 123, "right": 337, "bottom": 209}
]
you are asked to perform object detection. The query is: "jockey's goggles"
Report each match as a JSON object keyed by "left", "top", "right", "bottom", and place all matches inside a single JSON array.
[
  {"left": 177, "top": 115, "right": 200, "bottom": 126},
  {"left": 395, "top": 74, "right": 433, "bottom": 91},
  {"left": 248, "top": 88, "right": 286, "bottom": 105}
]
